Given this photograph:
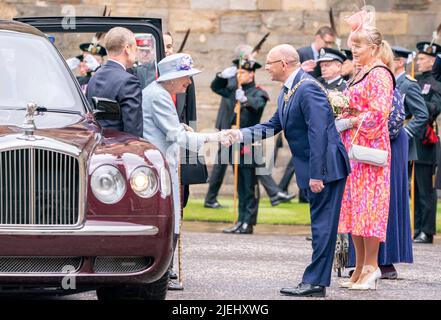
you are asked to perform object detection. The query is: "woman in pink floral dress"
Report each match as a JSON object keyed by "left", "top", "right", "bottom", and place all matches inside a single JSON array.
[{"left": 335, "top": 9, "right": 394, "bottom": 291}]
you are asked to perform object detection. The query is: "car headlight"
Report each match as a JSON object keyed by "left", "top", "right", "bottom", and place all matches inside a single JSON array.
[
  {"left": 91, "top": 165, "right": 126, "bottom": 204},
  {"left": 160, "top": 167, "right": 171, "bottom": 197},
  {"left": 130, "top": 166, "right": 158, "bottom": 198}
]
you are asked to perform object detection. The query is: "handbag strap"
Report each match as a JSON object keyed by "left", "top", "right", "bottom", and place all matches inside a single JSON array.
[{"left": 350, "top": 113, "right": 367, "bottom": 145}]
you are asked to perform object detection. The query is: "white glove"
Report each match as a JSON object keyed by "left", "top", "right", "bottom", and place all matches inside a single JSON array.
[
  {"left": 66, "top": 57, "right": 81, "bottom": 70},
  {"left": 84, "top": 54, "right": 100, "bottom": 72},
  {"left": 235, "top": 89, "right": 248, "bottom": 103},
  {"left": 219, "top": 66, "right": 237, "bottom": 79},
  {"left": 335, "top": 118, "right": 353, "bottom": 133}
]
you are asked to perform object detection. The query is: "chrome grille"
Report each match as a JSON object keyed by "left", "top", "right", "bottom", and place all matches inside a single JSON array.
[
  {"left": 94, "top": 257, "right": 152, "bottom": 274},
  {"left": 0, "top": 257, "right": 82, "bottom": 273},
  {"left": 0, "top": 149, "right": 80, "bottom": 225}
]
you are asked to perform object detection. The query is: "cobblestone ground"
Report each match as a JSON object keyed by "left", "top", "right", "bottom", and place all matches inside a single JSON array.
[{"left": 24, "top": 223, "right": 441, "bottom": 300}]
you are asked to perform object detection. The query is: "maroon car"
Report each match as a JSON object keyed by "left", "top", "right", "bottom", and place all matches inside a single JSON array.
[{"left": 0, "top": 18, "right": 173, "bottom": 299}]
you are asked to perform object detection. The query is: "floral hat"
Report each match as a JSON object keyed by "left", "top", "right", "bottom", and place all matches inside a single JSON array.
[{"left": 156, "top": 53, "right": 201, "bottom": 82}]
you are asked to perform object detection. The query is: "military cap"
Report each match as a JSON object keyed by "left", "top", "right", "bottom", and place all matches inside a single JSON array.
[
  {"left": 232, "top": 58, "right": 262, "bottom": 72},
  {"left": 79, "top": 43, "right": 107, "bottom": 56},
  {"left": 135, "top": 34, "right": 154, "bottom": 50},
  {"left": 317, "top": 48, "right": 347, "bottom": 64},
  {"left": 416, "top": 41, "right": 441, "bottom": 57}
]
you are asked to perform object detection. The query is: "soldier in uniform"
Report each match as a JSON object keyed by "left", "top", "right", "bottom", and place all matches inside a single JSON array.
[
  {"left": 317, "top": 47, "right": 347, "bottom": 91},
  {"left": 132, "top": 34, "right": 157, "bottom": 90},
  {"left": 211, "top": 59, "right": 269, "bottom": 234},
  {"left": 204, "top": 46, "right": 293, "bottom": 209},
  {"left": 413, "top": 41, "right": 441, "bottom": 244},
  {"left": 432, "top": 53, "right": 441, "bottom": 81}
]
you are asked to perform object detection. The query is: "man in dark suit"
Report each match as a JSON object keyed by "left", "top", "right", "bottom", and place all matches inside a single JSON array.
[
  {"left": 278, "top": 27, "right": 337, "bottom": 203},
  {"left": 297, "top": 26, "right": 336, "bottom": 79},
  {"left": 204, "top": 46, "right": 293, "bottom": 208},
  {"left": 86, "top": 27, "right": 143, "bottom": 138},
  {"left": 224, "top": 44, "right": 350, "bottom": 297}
]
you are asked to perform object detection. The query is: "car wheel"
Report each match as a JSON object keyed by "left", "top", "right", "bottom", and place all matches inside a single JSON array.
[{"left": 96, "top": 271, "right": 169, "bottom": 300}]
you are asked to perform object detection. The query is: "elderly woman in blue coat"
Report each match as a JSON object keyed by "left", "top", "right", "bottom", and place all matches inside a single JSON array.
[{"left": 142, "top": 53, "right": 229, "bottom": 284}]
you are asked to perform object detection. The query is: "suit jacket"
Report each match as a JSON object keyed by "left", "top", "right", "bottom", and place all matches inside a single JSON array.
[
  {"left": 297, "top": 45, "right": 321, "bottom": 78},
  {"left": 396, "top": 73, "right": 429, "bottom": 161},
  {"left": 242, "top": 69, "right": 350, "bottom": 189},
  {"left": 86, "top": 60, "right": 143, "bottom": 137}
]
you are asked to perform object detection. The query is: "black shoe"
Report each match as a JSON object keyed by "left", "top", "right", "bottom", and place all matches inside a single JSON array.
[
  {"left": 305, "top": 235, "right": 312, "bottom": 241},
  {"left": 380, "top": 265, "right": 398, "bottom": 280},
  {"left": 169, "top": 269, "right": 178, "bottom": 280},
  {"left": 413, "top": 232, "right": 433, "bottom": 244},
  {"left": 235, "top": 222, "right": 253, "bottom": 234},
  {"left": 270, "top": 192, "right": 296, "bottom": 206},
  {"left": 280, "top": 283, "right": 326, "bottom": 297},
  {"left": 223, "top": 222, "right": 243, "bottom": 234},
  {"left": 168, "top": 279, "right": 184, "bottom": 291},
  {"left": 204, "top": 201, "right": 224, "bottom": 209}
]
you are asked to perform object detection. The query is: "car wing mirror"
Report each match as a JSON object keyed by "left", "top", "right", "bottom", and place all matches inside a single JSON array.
[{"left": 92, "top": 97, "right": 121, "bottom": 121}]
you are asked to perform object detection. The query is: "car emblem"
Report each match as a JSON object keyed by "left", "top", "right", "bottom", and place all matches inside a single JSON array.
[{"left": 17, "top": 102, "right": 43, "bottom": 141}]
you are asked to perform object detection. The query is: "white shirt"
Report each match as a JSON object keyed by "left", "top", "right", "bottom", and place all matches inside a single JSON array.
[
  {"left": 284, "top": 67, "right": 302, "bottom": 91},
  {"left": 108, "top": 58, "right": 126, "bottom": 71}
]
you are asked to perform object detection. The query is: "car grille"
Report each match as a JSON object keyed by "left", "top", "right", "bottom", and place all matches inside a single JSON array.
[
  {"left": 0, "top": 148, "right": 80, "bottom": 225},
  {"left": 93, "top": 257, "right": 152, "bottom": 274},
  {"left": 0, "top": 256, "right": 82, "bottom": 273}
]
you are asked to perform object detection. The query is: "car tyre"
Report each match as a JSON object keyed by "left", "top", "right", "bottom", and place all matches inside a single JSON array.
[{"left": 96, "top": 271, "right": 169, "bottom": 300}]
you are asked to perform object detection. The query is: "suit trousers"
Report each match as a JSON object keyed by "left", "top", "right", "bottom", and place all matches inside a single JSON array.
[
  {"left": 302, "top": 178, "right": 347, "bottom": 287},
  {"left": 414, "top": 163, "right": 437, "bottom": 236}
]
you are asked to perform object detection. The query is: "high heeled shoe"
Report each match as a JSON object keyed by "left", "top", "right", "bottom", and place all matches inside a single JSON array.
[
  {"left": 349, "top": 265, "right": 381, "bottom": 290},
  {"left": 339, "top": 280, "right": 355, "bottom": 288}
]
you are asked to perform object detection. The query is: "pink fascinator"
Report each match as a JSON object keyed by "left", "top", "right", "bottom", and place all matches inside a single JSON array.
[{"left": 346, "top": 5, "right": 376, "bottom": 48}]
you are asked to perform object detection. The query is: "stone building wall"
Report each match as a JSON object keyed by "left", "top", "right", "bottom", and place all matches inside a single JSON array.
[{"left": 1, "top": 0, "right": 441, "bottom": 197}]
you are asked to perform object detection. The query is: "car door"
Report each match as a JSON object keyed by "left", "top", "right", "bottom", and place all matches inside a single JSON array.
[{"left": 14, "top": 16, "right": 165, "bottom": 94}]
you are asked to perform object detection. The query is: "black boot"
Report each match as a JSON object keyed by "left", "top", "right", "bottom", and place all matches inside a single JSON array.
[
  {"left": 223, "top": 221, "right": 243, "bottom": 233},
  {"left": 235, "top": 222, "right": 253, "bottom": 234}
]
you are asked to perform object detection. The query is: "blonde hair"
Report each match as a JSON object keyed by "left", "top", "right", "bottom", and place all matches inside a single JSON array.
[
  {"left": 103, "top": 27, "right": 136, "bottom": 56},
  {"left": 379, "top": 40, "right": 395, "bottom": 72}
]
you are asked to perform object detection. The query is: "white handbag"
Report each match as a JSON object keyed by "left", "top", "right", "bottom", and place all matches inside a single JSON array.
[{"left": 348, "top": 114, "right": 388, "bottom": 167}]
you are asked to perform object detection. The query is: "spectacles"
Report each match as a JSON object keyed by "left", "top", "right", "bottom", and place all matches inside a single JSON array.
[
  {"left": 265, "top": 59, "right": 283, "bottom": 66},
  {"left": 265, "top": 59, "right": 296, "bottom": 66}
]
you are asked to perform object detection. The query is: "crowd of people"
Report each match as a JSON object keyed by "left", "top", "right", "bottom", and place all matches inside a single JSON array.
[{"left": 67, "top": 5, "right": 441, "bottom": 298}]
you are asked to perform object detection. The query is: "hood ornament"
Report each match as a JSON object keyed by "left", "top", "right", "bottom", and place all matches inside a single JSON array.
[{"left": 17, "top": 102, "right": 43, "bottom": 141}]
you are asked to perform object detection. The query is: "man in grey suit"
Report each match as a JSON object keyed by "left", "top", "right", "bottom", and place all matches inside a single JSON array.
[{"left": 86, "top": 27, "right": 143, "bottom": 137}]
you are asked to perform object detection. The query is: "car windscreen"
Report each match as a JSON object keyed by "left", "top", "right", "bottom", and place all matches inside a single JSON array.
[{"left": 0, "top": 30, "right": 84, "bottom": 112}]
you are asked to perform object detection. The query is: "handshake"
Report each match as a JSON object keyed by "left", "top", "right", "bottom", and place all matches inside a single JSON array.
[{"left": 205, "top": 129, "right": 242, "bottom": 146}]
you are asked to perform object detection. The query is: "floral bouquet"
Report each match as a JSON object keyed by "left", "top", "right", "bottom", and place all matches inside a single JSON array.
[{"left": 328, "top": 90, "right": 349, "bottom": 118}]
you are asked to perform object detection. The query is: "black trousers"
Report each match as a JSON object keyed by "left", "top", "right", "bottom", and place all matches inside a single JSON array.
[
  {"left": 205, "top": 145, "right": 280, "bottom": 203},
  {"left": 414, "top": 163, "right": 437, "bottom": 236},
  {"left": 238, "top": 167, "right": 259, "bottom": 225},
  {"left": 278, "top": 157, "right": 308, "bottom": 202}
]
